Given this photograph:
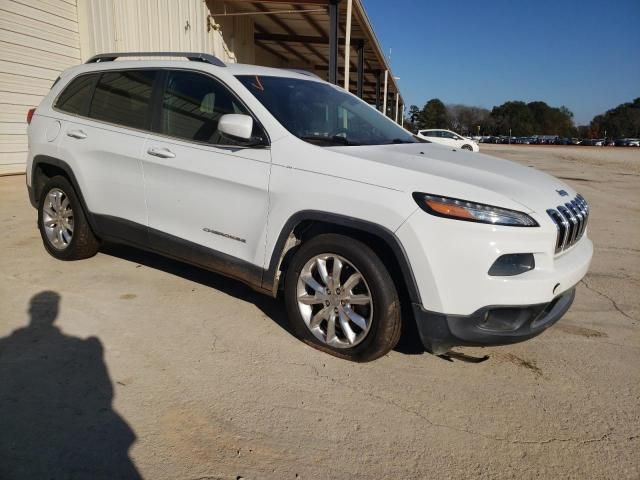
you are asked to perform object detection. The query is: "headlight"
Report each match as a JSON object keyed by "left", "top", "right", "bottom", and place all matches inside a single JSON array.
[{"left": 412, "top": 193, "right": 538, "bottom": 227}]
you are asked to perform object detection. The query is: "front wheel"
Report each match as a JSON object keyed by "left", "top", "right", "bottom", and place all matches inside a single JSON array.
[
  {"left": 461, "top": 144, "right": 473, "bottom": 151},
  {"left": 284, "top": 234, "right": 401, "bottom": 362}
]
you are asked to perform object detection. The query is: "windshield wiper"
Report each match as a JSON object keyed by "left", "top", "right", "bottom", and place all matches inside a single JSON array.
[
  {"left": 386, "top": 138, "right": 416, "bottom": 144},
  {"left": 299, "top": 135, "right": 360, "bottom": 146}
]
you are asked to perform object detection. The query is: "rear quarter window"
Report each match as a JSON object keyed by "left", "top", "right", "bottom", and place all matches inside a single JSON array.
[
  {"left": 89, "top": 70, "right": 156, "bottom": 131},
  {"left": 54, "top": 74, "right": 98, "bottom": 116}
]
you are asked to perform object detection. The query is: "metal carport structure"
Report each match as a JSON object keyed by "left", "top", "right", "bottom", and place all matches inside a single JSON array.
[{"left": 214, "top": 0, "right": 404, "bottom": 123}]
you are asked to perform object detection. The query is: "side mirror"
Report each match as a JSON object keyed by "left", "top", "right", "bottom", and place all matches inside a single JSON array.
[{"left": 218, "top": 114, "right": 254, "bottom": 141}]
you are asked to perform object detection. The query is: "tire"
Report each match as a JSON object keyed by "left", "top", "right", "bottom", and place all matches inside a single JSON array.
[
  {"left": 284, "top": 233, "right": 401, "bottom": 362},
  {"left": 37, "top": 175, "right": 100, "bottom": 260},
  {"left": 461, "top": 144, "right": 473, "bottom": 151}
]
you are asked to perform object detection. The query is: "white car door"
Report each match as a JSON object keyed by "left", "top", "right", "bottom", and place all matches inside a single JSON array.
[
  {"left": 141, "top": 69, "right": 271, "bottom": 276},
  {"left": 438, "top": 130, "right": 462, "bottom": 148},
  {"left": 419, "top": 130, "right": 440, "bottom": 143},
  {"left": 56, "top": 70, "right": 154, "bottom": 239}
]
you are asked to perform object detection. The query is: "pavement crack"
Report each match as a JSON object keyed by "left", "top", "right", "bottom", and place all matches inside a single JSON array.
[
  {"left": 580, "top": 279, "right": 637, "bottom": 323},
  {"left": 312, "top": 369, "right": 617, "bottom": 446},
  {"left": 598, "top": 246, "right": 640, "bottom": 254}
]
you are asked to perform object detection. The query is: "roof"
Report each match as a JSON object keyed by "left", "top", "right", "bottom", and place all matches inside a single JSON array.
[{"left": 74, "top": 54, "right": 327, "bottom": 82}]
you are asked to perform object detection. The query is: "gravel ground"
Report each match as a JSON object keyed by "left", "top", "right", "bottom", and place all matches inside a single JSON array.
[{"left": 1, "top": 145, "right": 639, "bottom": 479}]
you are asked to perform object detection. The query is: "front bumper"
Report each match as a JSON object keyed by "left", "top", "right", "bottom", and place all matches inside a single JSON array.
[
  {"left": 413, "top": 287, "right": 575, "bottom": 354},
  {"left": 396, "top": 207, "right": 593, "bottom": 315}
]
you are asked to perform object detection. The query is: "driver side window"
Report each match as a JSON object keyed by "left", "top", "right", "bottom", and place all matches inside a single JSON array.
[{"left": 160, "top": 71, "right": 255, "bottom": 145}]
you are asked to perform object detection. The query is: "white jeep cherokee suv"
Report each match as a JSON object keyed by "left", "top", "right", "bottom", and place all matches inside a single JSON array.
[{"left": 26, "top": 52, "right": 593, "bottom": 361}]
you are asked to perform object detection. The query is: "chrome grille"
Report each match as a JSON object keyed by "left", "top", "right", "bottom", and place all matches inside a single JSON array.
[{"left": 547, "top": 194, "right": 589, "bottom": 254}]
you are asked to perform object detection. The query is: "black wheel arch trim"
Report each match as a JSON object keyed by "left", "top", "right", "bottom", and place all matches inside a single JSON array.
[
  {"left": 30, "top": 155, "right": 99, "bottom": 234},
  {"left": 262, "top": 210, "right": 422, "bottom": 304}
]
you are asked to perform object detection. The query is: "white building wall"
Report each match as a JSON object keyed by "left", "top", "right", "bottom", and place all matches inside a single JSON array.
[
  {"left": 206, "top": 0, "right": 255, "bottom": 64},
  {"left": 0, "top": 0, "right": 254, "bottom": 175},
  {"left": 0, "top": 0, "right": 81, "bottom": 175},
  {"left": 77, "top": 0, "right": 254, "bottom": 64}
]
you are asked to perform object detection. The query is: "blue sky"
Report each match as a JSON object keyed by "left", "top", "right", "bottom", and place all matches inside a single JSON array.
[{"left": 364, "top": 0, "right": 640, "bottom": 124}]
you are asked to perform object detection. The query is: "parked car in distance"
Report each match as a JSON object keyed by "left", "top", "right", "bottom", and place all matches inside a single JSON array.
[
  {"left": 26, "top": 51, "right": 593, "bottom": 361},
  {"left": 613, "top": 138, "right": 640, "bottom": 147},
  {"left": 417, "top": 129, "right": 480, "bottom": 152}
]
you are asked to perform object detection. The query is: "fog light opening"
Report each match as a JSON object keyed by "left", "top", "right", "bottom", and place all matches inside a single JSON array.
[
  {"left": 480, "top": 308, "right": 534, "bottom": 332},
  {"left": 488, "top": 253, "right": 535, "bottom": 276}
]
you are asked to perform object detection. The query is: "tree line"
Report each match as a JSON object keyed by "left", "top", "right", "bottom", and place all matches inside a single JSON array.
[
  {"left": 406, "top": 98, "right": 640, "bottom": 138},
  {"left": 587, "top": 98, "right": 640, "bottom": 138}
]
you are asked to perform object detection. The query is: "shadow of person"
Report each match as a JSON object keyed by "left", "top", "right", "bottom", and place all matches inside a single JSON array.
[{"left": 0, "top": 291, "right": 142, "bottom": 479}]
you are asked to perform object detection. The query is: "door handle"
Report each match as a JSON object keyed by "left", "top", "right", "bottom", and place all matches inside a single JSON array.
[
  {"left": 67, "top": 129, "right": 87, "bottom": 139},
  {"left": 147, "top": 147, "right": 176, "bottom": 159}
]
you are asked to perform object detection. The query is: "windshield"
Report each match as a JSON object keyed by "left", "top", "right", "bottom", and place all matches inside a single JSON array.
[{"left": 236, "top": 75, "right": 419, "bottom": 146}]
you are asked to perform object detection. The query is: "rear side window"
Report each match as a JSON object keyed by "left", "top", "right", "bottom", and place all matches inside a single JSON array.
[
  {"left": 89, "top": 70, "right": 156, "bottom": 130},
  {"left": 160, "top": 70, "right": 248, "bottom": 144},
  {"left": 55, "top": 74, "right": 98, "bottom": 116}
]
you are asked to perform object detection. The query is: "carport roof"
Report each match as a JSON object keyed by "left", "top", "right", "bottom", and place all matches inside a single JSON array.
[{"left": 217, "top": 0, "right": 403, "bottom": 107}]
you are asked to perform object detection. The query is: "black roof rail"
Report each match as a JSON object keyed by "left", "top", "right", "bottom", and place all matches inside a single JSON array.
[{"left": 85, "top": 52, "right": 226, "bottom": 67}]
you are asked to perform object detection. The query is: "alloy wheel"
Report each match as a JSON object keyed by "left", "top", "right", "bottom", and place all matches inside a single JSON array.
[
  {"left": 296, "top": 254, "right": 373, "bottom": 348},
  {"left": 42, "top": 188, "right": 74, "bottom": 250}
]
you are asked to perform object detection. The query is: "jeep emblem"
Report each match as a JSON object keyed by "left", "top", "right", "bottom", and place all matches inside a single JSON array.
[{"left": 556, "top": 189, "right": 569, "bottom": 197}]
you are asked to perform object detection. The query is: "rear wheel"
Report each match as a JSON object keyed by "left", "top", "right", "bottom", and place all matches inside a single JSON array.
[
  {"left": 38, "top": 175, "right": 100, "bottom": 260},
  {"left": 284, "top": 234, "right": 401, "bottom": 362}
]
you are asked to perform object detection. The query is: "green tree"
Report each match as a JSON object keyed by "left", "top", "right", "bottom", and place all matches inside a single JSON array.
[
  {"left": 490, "top": 101, "right": 535, "bottom": 136},
  {"left": 486, "top": 101, "right": 574, "bottom": 136},
  {"left": 526, "top": 101, "right": 574, "bottom": 137},
  {"left": 408, "top": 105, "right": 421, "bottom": 123},
  {"left": 590, "top": 98, "right": 640, "bottom": 138},
  {"left": 421, "top": 98, "right": 447, "bottom": 129},
  {"left": 405, "top": 105, "right": 422, "bottom": 132}
]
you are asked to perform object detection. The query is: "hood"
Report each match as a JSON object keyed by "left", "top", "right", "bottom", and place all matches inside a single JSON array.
[{"left": 327, "top": 143, "right": 576, "bottom": 213}]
